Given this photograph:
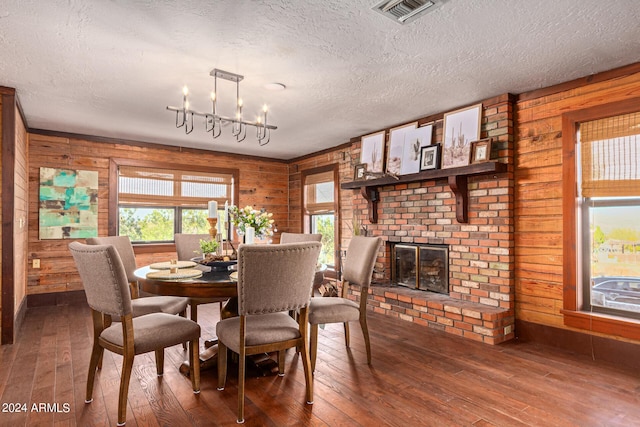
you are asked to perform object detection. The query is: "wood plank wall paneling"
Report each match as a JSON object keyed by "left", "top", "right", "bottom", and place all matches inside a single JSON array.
[
  {"left": 514, "top": 71, "right": 640, "bottom": 330},
  {"left": 0, "top": 95, "right": 3, "bottom": 335},
  {"left": 27, "top": 134, "right": 289, "bottom": 295},
  {"left": 14, "top": 103, "right": 28, "bottom": 315}
]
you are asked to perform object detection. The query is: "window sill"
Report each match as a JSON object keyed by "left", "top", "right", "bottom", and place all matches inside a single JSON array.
[
  {"left": 133, "top": 243, "right": 175, "bottom": 255},
  {"left": 562, "top": 309, "right": 640, "bottom": 341}
]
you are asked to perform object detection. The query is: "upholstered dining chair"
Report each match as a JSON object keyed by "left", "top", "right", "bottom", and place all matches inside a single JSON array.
[
  {"left": 216, "top": 241, "right": 322, "bottom": 423},
  {"left": 280, "top": 233, "right": 324, "bottom": 293},
  {"left": 279, "top": 232, "right": 322, "bottom": 244},
  {"left": 86, "top": 236, "right": 188, "bottom": 318},
  {"left": 174, "top": 233, "right": 228, "bottom": 322},
  {"left": 308, "top": 235, "right": 382, "bottom": 372},
  {"left": 69, "top": 242, "right": 201, "bottom": 427}
]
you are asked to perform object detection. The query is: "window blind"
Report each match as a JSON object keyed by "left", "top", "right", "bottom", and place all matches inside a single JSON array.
[
  {"left": 580, "top": 111, "right": 640, "bottom": 198},
  {"left": 119, "top": 166, "right": 234, "bottom": 207},
  {"left": 304, "top": 170, "right": 334, "bottom": 214}
]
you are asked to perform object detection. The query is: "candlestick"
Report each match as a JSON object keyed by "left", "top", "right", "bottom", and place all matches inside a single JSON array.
[
  {"left": 207, "top": 217, "right": 218, "bottom": 241},
  {"left": 208, "top": 201, "right": 218, "bottom": 218}
]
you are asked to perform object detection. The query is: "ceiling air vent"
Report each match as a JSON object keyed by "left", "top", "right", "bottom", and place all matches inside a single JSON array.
[{"left": 372, "top": 0, "right": 447, "bottom": 25}]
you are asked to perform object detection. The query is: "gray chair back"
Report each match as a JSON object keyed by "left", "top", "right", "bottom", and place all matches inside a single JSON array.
[
  {"left": 280, "top": 232, "right": 322, "bottom": 244},
  {"left": 69, "top": 241, "right": 132, "bottom": 318},
  {"left": 343, "top": 236, "right": 382, "bottom": 287},
  {"left": 237, "top": 242, "right": 321, "bottom": 315},
  {"left": 86, "top": 236, "right": 137, "bottom": 283},
  {"left": 174, "top": 233, "right": 210, "bottom": 260}
]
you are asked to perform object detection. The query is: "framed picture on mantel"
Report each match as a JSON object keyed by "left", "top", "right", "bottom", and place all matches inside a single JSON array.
[
  {"left": 442, "top": 104, "right": 482, "bottom": 169},
  {"left": 360, "top": 131, "right": 385, "bottom": 176}
]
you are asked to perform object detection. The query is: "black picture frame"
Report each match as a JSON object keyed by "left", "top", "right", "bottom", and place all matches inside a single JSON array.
[
  {"left": 354, "top": 163, "right": 367, "bottom": 180},
  {"left": 419, "top": 144, "right": 440, "bottom": 171}
]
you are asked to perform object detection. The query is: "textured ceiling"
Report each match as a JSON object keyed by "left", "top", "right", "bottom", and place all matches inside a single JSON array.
[{"left": 1, "top": 0, "right": 639, "bottom": 159}]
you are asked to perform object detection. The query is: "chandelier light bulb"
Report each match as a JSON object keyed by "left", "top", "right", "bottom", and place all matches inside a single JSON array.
[
  {"left": 183, "top": 86, "right": 189, "bottom": 96},
  {"left": 238, "top": 98, "right": 243, "bottom": 107},
  {"left": 263, "top": 104, "right": 268, "bottom": 112},
  {"left": 257, "top": 116, "right": 262, "bottom": 124},
  {"left": 210, "top": 92, "right": 216, "bottom": 101}
]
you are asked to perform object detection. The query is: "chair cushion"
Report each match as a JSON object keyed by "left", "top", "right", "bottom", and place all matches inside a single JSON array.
[
  {"left": 100, "top": 313, "right": 200, "bottom": 354},
  {"left": 216, "top": 313, "right": 301, "bottom": 353},
  {"left": 308, "top": 297, "right": 360, "bottom": 325},
  {"left": 132, "top": 296, "right": 188, "bottom": 317}
]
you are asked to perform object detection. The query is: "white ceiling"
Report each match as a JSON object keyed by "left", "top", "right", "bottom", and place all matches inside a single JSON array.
[{"left": 1, "top": 0, "right": 639, "bottom": 160}]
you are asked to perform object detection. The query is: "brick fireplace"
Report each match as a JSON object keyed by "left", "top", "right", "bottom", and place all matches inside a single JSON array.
[{"left": 343, "top": 93, "right": 515, "bottom": 345}]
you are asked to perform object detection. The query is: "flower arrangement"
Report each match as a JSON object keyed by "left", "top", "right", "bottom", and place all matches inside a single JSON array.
[{"left": 229, "top": 205, "right": 274, "bottom": 237}]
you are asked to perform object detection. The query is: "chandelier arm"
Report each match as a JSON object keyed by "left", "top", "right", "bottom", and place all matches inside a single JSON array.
[
  {"left": 185, "top": 112, "right": 194, "bottom": 134},
  {"left": 175, "top": 110, "right": 185, "bottom": 129},
  {"left": 258, "top": 129, "right": 270, "bottom": 146},
  {"left": 236, "top": 124, "right": 247, "bottom": 143}
]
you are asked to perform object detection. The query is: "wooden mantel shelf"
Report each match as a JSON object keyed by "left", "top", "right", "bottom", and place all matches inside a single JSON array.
[{"left": 341, "top": 161, "right": 508, "bottom": 223}]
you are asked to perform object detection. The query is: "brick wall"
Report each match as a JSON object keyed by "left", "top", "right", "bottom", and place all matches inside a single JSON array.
[{"left": 346, "top": 94, "right": 516, "bottom": 344}]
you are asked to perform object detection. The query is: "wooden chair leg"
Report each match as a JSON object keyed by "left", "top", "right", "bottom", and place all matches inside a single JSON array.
[
  {"left": 117, "top": 351, "right": 135, "bottom": 426},
  {"left": 98, "top": 314, "right": 112, "bottom": 369},
  {"left": 190, "top": 338, "right": 200, "bottom": 393},
  {"left": 238, "top": 344, "right": 246, "bottom": 424},
  {"left": 299, "top": 338, "right": 314, "bottom": 404},
  {"left": 343, "top": 322, "right": 350, "bottom": 347},
  {"left": 217, "top": 342, "right": 227, "bottom": 391},
  {"left": 190, "top": 303, "right": 198, "bottom": 323},
  {"left": 278, "top": 350, "right": 286, "bottom": 376},
  {"left": 180, "top": 309, "right": 188, "bottom": 352},
  {"left": 359, "top": 314, "right": 372, "bottom": 365},
  {"left": 155, "top": 349, "right": 164, "bottom": 376},
  {"left": 310, "top": 323, "right": 319, "bottom": 372},
  {"left": 85, "top": 340, "right": 103, "bottom": 403}
]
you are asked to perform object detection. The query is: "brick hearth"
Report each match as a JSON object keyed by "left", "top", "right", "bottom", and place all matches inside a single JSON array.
[{"left": 347, "top": 283, "right": 514, "bottom": 345}]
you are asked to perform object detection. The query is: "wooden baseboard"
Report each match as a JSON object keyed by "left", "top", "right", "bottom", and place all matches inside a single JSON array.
[
  {"left": 27, "top": 290, "right": 87, "bottom": 307},
  {"left": 516, "top": 319, "right": 640, "bottom": 371}
]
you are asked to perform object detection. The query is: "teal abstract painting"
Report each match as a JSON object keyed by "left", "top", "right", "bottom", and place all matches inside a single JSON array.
[{"left": 39, "top": 167, "right": 98, "bottom": 239}]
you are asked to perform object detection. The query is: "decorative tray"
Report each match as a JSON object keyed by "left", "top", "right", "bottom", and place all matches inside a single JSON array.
[
  {"left": 149, "top": 260, "right": 197, "bottom": 270},
  {"left": 146, "top": 268, "right": 203, "bottom": 280},
  {"left": 191, "top": 256, "right": 238, "bottom": 272}
]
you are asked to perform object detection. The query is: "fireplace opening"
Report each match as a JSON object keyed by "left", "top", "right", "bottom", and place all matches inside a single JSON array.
[{"left": 391, "top": 243, "right": 449, "bottom": 294}]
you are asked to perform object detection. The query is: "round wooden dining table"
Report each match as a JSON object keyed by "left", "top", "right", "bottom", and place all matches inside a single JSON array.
[{"left": 134, "top": 265, "right": 237, "bottom": 299}]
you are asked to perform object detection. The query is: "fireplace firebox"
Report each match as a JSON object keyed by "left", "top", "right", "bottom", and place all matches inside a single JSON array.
[{"left": 391, "top": 243, "right": 449, "bottom": 294}]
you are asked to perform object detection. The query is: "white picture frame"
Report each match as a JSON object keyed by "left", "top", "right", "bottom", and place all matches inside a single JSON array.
[
  {"left": 442, "top": 104, "right": 482, "bottom": 169},
  {"left": 400, "top": 124, "right": 433, "bottom": 175},
  {"left": 386, "top": 122, "right": 417, "bottom": 175},
  {"left": 360, "top": 131, "right": 385, "bottom": 174}
]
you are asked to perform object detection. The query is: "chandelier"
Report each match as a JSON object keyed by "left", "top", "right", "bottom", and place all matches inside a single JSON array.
[{"left": 167, "top": 68, "right": 277, "bottom": 145}]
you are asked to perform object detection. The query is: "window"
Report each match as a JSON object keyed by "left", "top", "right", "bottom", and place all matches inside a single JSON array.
[
  {"left": 578, "top": 112, "right": 640, "bottom": 318},
  {"left": 562, "top": 99, "right": 640, "bottom": 340},
  {"left": 302, "top": 166, "right": 338, "bottom": 267},
  {"left": 116, "top": 164, "right": 236, "bottom": 243}
]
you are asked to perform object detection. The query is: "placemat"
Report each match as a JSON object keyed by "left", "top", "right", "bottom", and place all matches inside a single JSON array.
[
  {"left": 146, "top": 268, "right": 203, "bottom": 280},
  {"left": 149, "top": 260, "right": 197, "bottom": 270}
]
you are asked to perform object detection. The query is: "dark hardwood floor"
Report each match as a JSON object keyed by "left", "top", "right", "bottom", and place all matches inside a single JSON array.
[{"left": 1, "top": 301, "right": 639, "bottom": 426}]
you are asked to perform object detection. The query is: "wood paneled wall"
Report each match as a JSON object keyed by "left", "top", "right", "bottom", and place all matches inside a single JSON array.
[
  {"left": 514, "top": 65, "right": 640, "bottom": 331},
  {"left": 0, "top": 95, "right": 4, "bottom": 332},
  {"left": 27, "top": 133, "right": 288, "bottom": 295},
  {"left": 14, "top": 102, "right": 28, "bottom": 313}
]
